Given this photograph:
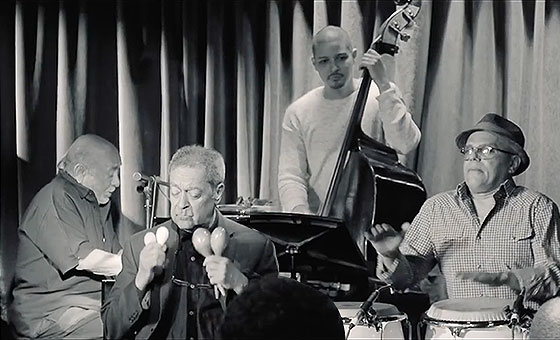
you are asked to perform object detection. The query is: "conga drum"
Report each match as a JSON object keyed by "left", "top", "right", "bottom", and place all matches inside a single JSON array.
[
  {"left": 336, "top": 301, "right": 410, "bottom": 339},
  {"left": 422, "top": 298, "right": 530, "bottom": 339}
]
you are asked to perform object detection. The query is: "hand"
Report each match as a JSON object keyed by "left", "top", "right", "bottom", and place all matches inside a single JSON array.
[
  {"left": 204, "top": 255, "right": 248, "bottom": 294},
  {"left": 360, "top": 49, "right": 391, "bottom": 92},
  {"left": 135, "top": 241, "right": 167, "bottom": 291},
  {"left": 457, "top": 271, "right": 521, "bottom": 292},
  {"left": 365, "top": 223, "right": 405, "bottom": 259}
]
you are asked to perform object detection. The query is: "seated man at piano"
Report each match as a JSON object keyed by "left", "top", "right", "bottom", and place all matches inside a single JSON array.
[
  {"left": 278, "top": 25, "right": 421, "bottom": 214},
  {"left": 10, "top": 134, "right": 123, "bottom": 339},
  {"left": 102, "top": 145, "right": 279, "bottom": 339},
  {"left": 367, "top": 113, "right": 560, "bottom": 307}
]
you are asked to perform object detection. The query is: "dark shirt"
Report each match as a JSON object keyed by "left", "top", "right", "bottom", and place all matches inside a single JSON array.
[
  {"left": 160, "top": 227, "right": 224, "bottom": 340},
  {"left": 10, "top": 171, "right": 121, "bottom": 337}
]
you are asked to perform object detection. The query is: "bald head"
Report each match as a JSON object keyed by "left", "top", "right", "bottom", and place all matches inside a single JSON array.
[
  {"left": 59, "top": 134, "right": 121, "bottom": 205},
  {"left": 312, "top": 25, "right": 353, "bottom": 57},
  {"left": 59, "top": 135, "right": 119, "bottom": 170}
]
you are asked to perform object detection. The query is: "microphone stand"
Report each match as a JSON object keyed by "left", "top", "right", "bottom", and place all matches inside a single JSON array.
[
  {"left": 347, "top": 284, "right": 394, "bottom": 338},
  {"left": 136, "top": 176, "right": 159, "bottom": 229}
]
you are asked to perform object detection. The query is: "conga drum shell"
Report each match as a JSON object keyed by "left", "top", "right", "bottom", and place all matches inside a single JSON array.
[
  {"left": 335, "top": 302, "right": 409, "bottom": 340},
  {"left": 426, "top": 297, "right": 513, "bottom": 322}
]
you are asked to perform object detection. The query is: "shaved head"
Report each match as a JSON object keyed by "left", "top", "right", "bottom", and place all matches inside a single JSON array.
[{"left": 312, "top": 25, "right": 353, "bottom": 57}]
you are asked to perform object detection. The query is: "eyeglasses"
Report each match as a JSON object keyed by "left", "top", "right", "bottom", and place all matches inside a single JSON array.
[
  {"left": 170, "top": 249, "right": 213, "bottom": 290},
  {"left": 460, "top": 145, "right": 516, "bottom": 160}
]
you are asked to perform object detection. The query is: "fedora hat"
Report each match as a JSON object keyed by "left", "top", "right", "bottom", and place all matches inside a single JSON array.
[{"left": 455, "top": 113, "right": 530, "bottom": 176}]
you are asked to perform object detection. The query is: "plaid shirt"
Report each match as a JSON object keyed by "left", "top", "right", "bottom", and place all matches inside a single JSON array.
[{"left": 378, "top": 179, "right": 560, "bottom": 305}]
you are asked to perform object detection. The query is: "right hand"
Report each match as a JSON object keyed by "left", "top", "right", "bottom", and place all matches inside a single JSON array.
[
  {"left": 135, "top": 241, "right": 167, "bottom": 291},
  {"left": 365, "top": 223, "right": 406, "bottom": 259}
]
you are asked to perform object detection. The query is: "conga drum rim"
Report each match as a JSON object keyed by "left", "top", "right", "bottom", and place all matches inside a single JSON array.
[
  {"left": 335, "top": 301, "right": 402, "bottom": 318},
  {"left": 426, "top": 297, "right": 514, "bottom": 322}
]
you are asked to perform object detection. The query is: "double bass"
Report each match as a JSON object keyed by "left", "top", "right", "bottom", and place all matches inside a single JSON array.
[{"left": 319, "top": 0, "right": 426, "bottom": 261}]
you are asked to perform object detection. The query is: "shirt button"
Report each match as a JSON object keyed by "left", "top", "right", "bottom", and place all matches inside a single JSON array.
[
  {"left": 189, "top": 337, "right": 195, "bottom": 340},
  {"left": 190, "top": 256, "right": 196, "bottom": 262},
  {"left": 189, "top": 284, "right": 195, "bottom": 289},
  {"left": 188, "top": 310, "right": 195, "bottom": 316},
  {"left": 480, "top": 294, "right": 484, "bottom": 297},
  {"left": 477, "top": 264, "right": 482, "bottom": 269}
]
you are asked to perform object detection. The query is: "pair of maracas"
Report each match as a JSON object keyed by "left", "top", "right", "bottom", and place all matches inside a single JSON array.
[
  {"left": 192, "top": 226, "right": 228, "bottom": 298},
  {"left": 142, "top": 226, "right": 228, "bottom": 299}
]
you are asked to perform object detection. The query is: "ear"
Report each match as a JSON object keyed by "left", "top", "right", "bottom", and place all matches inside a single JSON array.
[
  {"left": 214, "top": 182, "right": 225, "bottom": 203},
  {"left": 352, "top": 48, "right": 358, "bottom": 59},
  {"left": 311, "top": 56, "right": 318, "bottom": 71},
  {"left": 72, "top": 163, "right": 88, "bottom": 183},
  {"left": 509, "top": 155, "right": 521, "bottom": 175}
]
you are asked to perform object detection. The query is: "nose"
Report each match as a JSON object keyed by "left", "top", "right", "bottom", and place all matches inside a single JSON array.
[
  {"left": 330, "top": 61, "right": 339, "bottom": 73},
  {"left": 112, "top": 172, "right": 120, "bottom": 188},
  {"left": 178, "top": 191, "right": 190, "bottom": 209}
]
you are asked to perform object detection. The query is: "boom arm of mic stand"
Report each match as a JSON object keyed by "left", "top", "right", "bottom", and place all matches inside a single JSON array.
[{"left": 348, "top": 284, "right": 393, "bottom": 332}]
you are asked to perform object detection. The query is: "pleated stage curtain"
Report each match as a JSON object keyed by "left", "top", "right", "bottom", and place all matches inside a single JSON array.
[{"left": 1, "top": 0, "right": 560, "bottom": 322}]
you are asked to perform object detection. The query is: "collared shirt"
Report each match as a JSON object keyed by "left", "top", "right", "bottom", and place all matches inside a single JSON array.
[
  {"left": 10, "top": 171, "right": 121, "bottom": 337},
  {"left": 162, "top": 219, "right": 224, "bottom": 340},
  {"left": 378, "top": 179, "right": 560, "bottom": 305}
]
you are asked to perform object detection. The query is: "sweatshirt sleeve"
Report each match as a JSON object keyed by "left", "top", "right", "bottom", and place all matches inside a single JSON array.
[
  {"left": 278, "top": 105, "right": 311, "bottom": 212},
  {"left": 376, "top": 83, "right": 421, "bottom": 155}
]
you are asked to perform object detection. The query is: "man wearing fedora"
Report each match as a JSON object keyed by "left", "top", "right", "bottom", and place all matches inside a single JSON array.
[{"left": 365, "top": 113, "right": 560, "bottom": 304}]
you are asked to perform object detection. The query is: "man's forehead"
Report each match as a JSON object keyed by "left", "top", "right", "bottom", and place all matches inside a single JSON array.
[
  {"left": 314, "top": 39, "right": 351, "bottom": 55},
  {"left": 466, "top": 131, "right": 499, "bottom": 145},
  {"left": 170, "top": 165, "right": 207, "bottom": 182}
]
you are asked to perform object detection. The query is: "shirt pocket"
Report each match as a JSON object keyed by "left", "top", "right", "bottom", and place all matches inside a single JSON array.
[{"left": 505, "top": 225, "right": 534, "bottom": 268}]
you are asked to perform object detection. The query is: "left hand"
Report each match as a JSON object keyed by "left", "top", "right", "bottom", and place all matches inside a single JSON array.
[
  {"left": 360, "top": 48, "right": 391, "bottom": 92},
  {"left": 457, "top": 271, "right": 521, "bottom": 292},
  {"left": 204, "top": 255, "right": 249, "bottom": 294}
]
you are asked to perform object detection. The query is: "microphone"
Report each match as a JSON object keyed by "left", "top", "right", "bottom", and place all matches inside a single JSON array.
[
  {"left": 348, "top": 284, "right": 392, "bottom": 331},
  {"left": 132, "top": 172, "right": 169, "bottom": 187}
]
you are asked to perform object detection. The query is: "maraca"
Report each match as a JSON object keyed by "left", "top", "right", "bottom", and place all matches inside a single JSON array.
[
  {"left": 192, "top": 228, "right": 212, "bottom": 257},
  {"left": 211, "top": 227, "right": 228, "bottom": 297},
  {"left": 143, "top": 226, "right": 169, "bottom": 246},
  {"left": 192, "top": 228, "right": 222, "bottom": 298}
]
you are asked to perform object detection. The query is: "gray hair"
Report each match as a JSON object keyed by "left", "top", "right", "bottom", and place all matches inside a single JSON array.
[{"left": 169, "top": 145, "right": 225, "bottom": 186}]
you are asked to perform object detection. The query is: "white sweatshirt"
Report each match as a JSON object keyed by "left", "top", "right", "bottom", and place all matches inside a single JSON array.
[{"left": 278, "top": 80, "right": 421, "bottom": 213}]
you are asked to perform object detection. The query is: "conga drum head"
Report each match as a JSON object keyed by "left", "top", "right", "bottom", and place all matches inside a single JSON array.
[
  {"left": 336, "top": 301, "right": 402, "bottom": 319},
  {"left": 423, "top": 298, "right": 529, "bottom": 339},
  {"left": 426, "top": 297, "right": 513, "bottom": 322}
]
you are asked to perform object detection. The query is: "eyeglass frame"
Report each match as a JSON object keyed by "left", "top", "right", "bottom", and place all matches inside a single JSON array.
[
  {"left": 459, "top": 145, "right": 517, "bottom": 160},
  {"left": 170, "top": 248, "right": 214, "bottom": 289}
]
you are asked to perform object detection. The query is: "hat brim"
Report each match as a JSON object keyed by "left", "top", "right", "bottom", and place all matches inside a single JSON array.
[{"left": 455, "top": 128, "right": 530, "bottom": 176}]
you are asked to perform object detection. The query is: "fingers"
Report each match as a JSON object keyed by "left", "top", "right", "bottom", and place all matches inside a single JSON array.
[
  {"left": 366, "top": 223, "right": 397, "bottom": 241},
  {"left": 401, "top": 222, "right": 411, "bottom": 234}
]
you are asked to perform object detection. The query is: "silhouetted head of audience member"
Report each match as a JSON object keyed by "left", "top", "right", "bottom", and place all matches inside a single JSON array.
[
  {"left": 529, "top": 296, "right": 560, "bottom": 339},
  {"left": 220, "top": 275, "right": 345, "bottom": 339}
]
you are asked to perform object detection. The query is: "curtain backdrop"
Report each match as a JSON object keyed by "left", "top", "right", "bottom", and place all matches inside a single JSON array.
[{"left": 1, "top": 0, "right": 560, "bottom": 321}]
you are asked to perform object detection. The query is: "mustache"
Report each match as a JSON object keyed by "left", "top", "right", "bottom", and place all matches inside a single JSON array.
[{"left": 328, "top": 73, "right": 344, "bottom": 79}]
